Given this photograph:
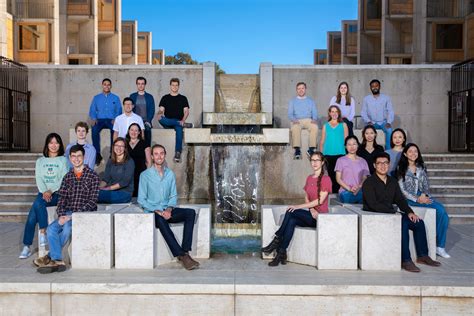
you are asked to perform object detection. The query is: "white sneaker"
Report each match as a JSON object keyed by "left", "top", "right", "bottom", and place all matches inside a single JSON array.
[
  {"left": 19, "top": 246, "right": 31, "bottom": 259},
  {"left": 436, "top": 247, "right": 451, "bottom": 258},
  {"left": 39, "top": 233, "right": 47, "bottom": 247}
]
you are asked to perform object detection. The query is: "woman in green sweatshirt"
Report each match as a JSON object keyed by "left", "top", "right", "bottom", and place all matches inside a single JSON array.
[{"left": 19, "top": 133, "right": 68, "bottom": 259}]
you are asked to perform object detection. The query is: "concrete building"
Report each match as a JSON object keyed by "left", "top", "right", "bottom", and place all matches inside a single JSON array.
[
  {"left": 137, "top": 31, "right": 151, "bottom": 64},
  {"left": 1, "top": 0, "right": 153, "bottom": 65},
  {"left": 313, "top": 49, "right": 327, "bottom": 64},
  {"left": 315, "top": 0, "right": 474, "bottom": 64},
  {"left": 121, "top": 20, "right": 137, "bottom": 65},
  {"left": 327, "top": 31, "right": 341, "bottom": 64},
  {"left": 152, "top": 48, "right": 165, "bottom": 65}
]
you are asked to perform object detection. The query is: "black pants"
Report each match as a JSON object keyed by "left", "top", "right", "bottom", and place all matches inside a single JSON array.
[
  {"left": 343, "top": 118, "right": 354, "bottom": 137},
  {"left": 325, "top": 155, "right": 343, "bottom": 194}
]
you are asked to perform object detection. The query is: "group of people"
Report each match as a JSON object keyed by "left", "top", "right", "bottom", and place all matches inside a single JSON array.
[
  {"left": 19, "top": 77, "right": 450, "bottom": 274},
  {"left": 265, "top": 80, "right": 450, "bottom": 272}
]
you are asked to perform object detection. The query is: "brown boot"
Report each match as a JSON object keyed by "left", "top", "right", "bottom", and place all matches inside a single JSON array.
[
  {"left": 185, "top": 253, "right": 200, "bottom": 267},
  {"left": 178, "top": 254, "right": 199, "bottom": 270},
  {"left": 417, "top": 256, "right": 441, "bottom": 267},
  {"left": 33, "top": 254, "right": 51, "bottom": 267},
  {"left": 402, "top": 261, "right": 420, "bottom": 273}
]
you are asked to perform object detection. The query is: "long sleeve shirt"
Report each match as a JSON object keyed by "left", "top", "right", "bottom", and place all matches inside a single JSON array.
[
  {"left": 288, "top": 96, "right": 318, "bottom": 121},
  {"left": 88, "top": 92, "right": 122, "bottom": 120},
  {"left": 65, "top": 143, "right": 96, "bottom": 170},
  {"left": 361, "top": 93, "right": 394, "bottom": 125},
  {"left": 102, "top": 158, "right": 135, "bottom": 195},
  {"left": 329, "top": 96, "right": 355, "bottom": 121},
  {"left": 362, "top": 174, "right": 414, "bottom": 214},
  {"left": 35, "top": 156, "right": 68, "bottom": 193},
  {"left": 398, "top": 167, "right": 431, "bottom": 202},
  {"left": 56, "top": 166, "right": 100, "bottom": 217},
  {"left": 130, "top": 91, "right": 156, "bottom": 124},
  {"left": 138, "top": 166, "right": 178, "bottom": 213}
]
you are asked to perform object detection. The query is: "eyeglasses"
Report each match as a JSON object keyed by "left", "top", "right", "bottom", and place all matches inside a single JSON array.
[
  {"left": 310, "top": 159, "right": 322, "bottom": 162},
  {"left": 375, "top": 161, "right": 389, "bottom": 166}
]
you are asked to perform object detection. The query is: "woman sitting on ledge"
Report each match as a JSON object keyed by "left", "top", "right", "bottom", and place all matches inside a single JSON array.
[
  {"left": 357, "top": 125, "right": 384, "bottom": 175},
  {"left": 261, "top": 151, "right": 332, "bottom": 266},
  {"left": 396, "top": 143, "right": 451, "bottom": 259},
  {"left": 98, "top": 137, "right": 135, "bottom": 204},
  {"left": 335, "top": 136, "right": 370, "bottom": 203}
]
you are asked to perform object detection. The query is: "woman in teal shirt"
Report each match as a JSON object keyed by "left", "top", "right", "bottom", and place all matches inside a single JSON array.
[
  {"left": 19, "top": 133, "right": 68, "bottom": 259},
  {"left": 319, "top": 105, "right": 348, "bottom": 193}
]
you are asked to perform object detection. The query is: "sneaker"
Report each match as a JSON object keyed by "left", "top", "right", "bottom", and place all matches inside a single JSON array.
[
  {"left": 436, "top": 247, "right": 451, "bottom": 258},
  {"left": 293, "top": 148, "right": 301, "bottom": 160},
  {"left": 37, "top": 260, "right": 67, "bottom": 274},
  {"left": 19, "top": 246, "right": 31, "bottom": 259},
  {"left": 306, "top": 147, "right": 315, "bottom": 159},
  {"left": 183, "top": 122, "right": 194, "bottom": 128},
  {"left": 402, "top": 260, "right": 420, "bottom": 273},
  {"left": 174, "top": 151, "right": 181, "bottom": 163},
  {"left": 178, "top": 254, "right": 199, "bottom": 270},
  {"left": 416, "top": 255, "right": 441, "bottom": 267},
  {"left": 33, "top": 254, "right": 51, "bottom": 267},
  {"left": 39, "top": 232, "right": 47, "bottom": 247}
]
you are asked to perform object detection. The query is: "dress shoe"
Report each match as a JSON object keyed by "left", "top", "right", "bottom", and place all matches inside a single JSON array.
[
  {"left": 417, "top": 256, "right": 441, "bottom": 267},
  {"left": 402, "top": 261, "right": 420, "bottom": 273}
]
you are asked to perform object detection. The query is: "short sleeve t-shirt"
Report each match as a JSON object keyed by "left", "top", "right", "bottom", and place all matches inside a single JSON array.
[
  {"left": 335, "top": 155, "right": 370, "bottom": 193},
  {"left": 113, "top": 113, "right": 145, "bottom": 138},
  {"left": 159, "top": 94, "right": 190, "bottom": 120},
  {"left": 135, "top": 94, "right": 147, "bottom": 120},
  {"left": 303, "top": 174, "right": 332, "bottom": 213}
]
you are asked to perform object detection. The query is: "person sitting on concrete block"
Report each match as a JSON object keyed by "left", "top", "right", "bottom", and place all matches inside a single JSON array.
[
  {"left": 362, "top": 152, "right": 440, "bottom": 273},
  {"left": 113, "top": 97, "right": 144, "bottom": 141},
  {"left": 261, "top": 151, "right": 332, "bottom": 267},
  {"left": 288, "top": 82, "right": 319, "bottom": 160},
  {"left": 88, "top": 78, "right": 122, "bottom": 166},
  {"left": 157, "top": 78, "right": 193, "bottom": 163},
  {"left": 34, "top": 145, "right": 99, "bottom": 274},
  {"left": 329, "top": 81, "right": 356, "bottom": 137},
  {"left": 130, "top": 76, "right": 156, "bottom": 147},
  {"left": 138, "top": 144, "right": 199, "bottom": 270},
  {"left": 357, "top": 125, "right": 385, "bottom": 175},
  {"left": 385, "top": 128, "right": 407, "bottom": 176},
  {"left": 65, "top": 121, "right": 96, "bottom": 170}
]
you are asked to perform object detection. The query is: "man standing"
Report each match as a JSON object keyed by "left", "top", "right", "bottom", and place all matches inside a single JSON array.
[
  {"left": 157, "top": 78, "right": 193, "bottom": 163},
  {"left": 288, "top": 82, "right": 319, "bottom": 160},
  {"left": 113, "top": 97, "right": 145, "bottom": 140},
  {"left": 34, "top": 145, "right": 100, "bottom": 274},
  {"left": 130, "top": 76, "right": 155, "bottom": 147},
  {"left": 138, "top": 144, "right": 199, "bottom": 270},
  {"left": 88, "top": 78, "right": 122, "bottom": 165},
  {"left": 361, "top": 79, "right": 394, "bottom": 149},
  {"left": 65, "top": 121, "right": 96, "bottom": 170},
  {"left": 362, "top": 152, "right": 441, "bottom": 272}
]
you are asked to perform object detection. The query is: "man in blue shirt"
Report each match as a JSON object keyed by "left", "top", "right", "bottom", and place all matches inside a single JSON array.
[
  {"left": 138, "top": 144, "right": 199, "bottom": 270},
  {"left": 288, "top": 82, "right": 319, "bottom": 160},
  {"left": 361, "top": 79, "right": 394, "bottom": 149},
  {"left": 130, "top": 76, "right": 155, "bottom": 147},
  {"left": 88, "top": 78, "right": 122, "bottom": 165}
]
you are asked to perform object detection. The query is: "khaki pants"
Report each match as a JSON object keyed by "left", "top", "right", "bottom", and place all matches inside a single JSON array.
[{"left": 291, "top": 118, "right": 318, "bottom": 148}]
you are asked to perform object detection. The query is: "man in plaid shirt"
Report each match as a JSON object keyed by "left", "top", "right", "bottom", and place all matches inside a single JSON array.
[{"left": 34, "top": 144, "right": 99, "bottom": 273}]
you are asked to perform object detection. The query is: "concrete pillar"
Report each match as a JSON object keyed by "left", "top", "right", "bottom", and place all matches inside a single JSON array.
[
  {"left": 202, "top": 61, "right": 215, "bottom": 112},
  {"left": 259, "top": 62, "right": 273, "bottom": 115}
]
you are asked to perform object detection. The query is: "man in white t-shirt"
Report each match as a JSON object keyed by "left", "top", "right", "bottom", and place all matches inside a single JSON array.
[{"left": 113, "top": 97, "right": 145, "bottom": 140}]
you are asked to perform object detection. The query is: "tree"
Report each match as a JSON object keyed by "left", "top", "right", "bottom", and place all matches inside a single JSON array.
[{"left": 165, "top": 52, "right": 225, "bottom": 74}]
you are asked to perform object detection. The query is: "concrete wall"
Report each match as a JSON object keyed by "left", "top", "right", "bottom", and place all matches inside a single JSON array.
[
  {"left": 28, "top": 65, "right": 203, "bottom": 151},
  {"left": 272, "top": 65, "right": 451, "bottom": 152}
]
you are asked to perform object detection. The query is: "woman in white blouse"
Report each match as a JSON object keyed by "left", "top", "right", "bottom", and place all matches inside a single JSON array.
[{"left": 329, "top": 82, "right": 356, "bottom": 137}]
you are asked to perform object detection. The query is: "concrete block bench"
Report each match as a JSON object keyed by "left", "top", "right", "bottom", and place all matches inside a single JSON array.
[
  {"left": 261, "top": 205, "right": 358, "bottom": 269},
  {"left": 342, "top": 204, "right": 401, "bottom": 271},
  {"left": 113, "top": 204, "right": 211, "bottom": 269}
]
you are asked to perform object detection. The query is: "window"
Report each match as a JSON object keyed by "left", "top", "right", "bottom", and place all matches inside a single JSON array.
[
  {"left": 436, "top": 24, "right": 463, "bottom": 49},
  {"left": 19, "top": 24, "right": 47, "bottom": 51},
  {"left": 367, "top": 0, "right": 382, "bottom": 19},
  {"left": 348, "top": 25, "right": 358, "bottom": 33}
]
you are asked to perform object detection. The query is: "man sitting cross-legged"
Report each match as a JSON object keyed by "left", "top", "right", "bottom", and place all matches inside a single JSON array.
[
  {"left": 34, "top": 145, "right": 100, "bottom": 274},
  {"left": 138, "top": 144, "right": 199, "bottom": 270}
]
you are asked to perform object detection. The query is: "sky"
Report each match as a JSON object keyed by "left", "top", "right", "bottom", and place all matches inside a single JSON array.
[{"left": 121, "top": 0, "right": 358, "bottom": 74}]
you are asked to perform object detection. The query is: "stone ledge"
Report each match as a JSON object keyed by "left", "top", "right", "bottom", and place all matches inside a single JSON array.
[
  {"left": 185, "top": 128, "right": 289, "bottom": 144},
  {"left": 203, "top": 112, "right": 273, "bottom": 125}
]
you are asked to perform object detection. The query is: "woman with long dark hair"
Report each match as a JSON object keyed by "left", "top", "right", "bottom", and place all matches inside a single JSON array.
[
  {"left": 19, "top": 133, "right": 68, "bottom": 259},
  {"left": 357, "top": 125, "right": 384, "bottom": 174},
  {"left": 329, "top": 81, "right": 356, "bottom": 136},
  {"left": 98, "top": 137, "right": 135, "bottom": 203},
  {"left": 261, "top": 151, "right": 332, "bottom": 266},
  {"left": 386, "top": 128, "right": 407, "bottom": 175},
  {"left": 396, "top": 143, "right": 450, "bottom": 258},
  {"left": 126, "top": 123, "right": 151, "bottom": 197}
]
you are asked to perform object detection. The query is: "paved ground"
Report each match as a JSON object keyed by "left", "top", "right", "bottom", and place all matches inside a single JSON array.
[{"left": 0, "top": 222, "right": 472, "bottom": 287}]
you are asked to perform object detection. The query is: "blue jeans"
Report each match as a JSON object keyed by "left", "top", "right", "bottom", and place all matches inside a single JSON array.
[
  {"left": 47, "top": 212, "right": 73, "bottom": 261},
  {"left": 22, "top": 192, "right": 59, "bottom": 246},
  {"left": 159, "top": 117, "right": 183, "bottom": 153},
  {"left": 372, "top": 122, "right": 392, "bottom": 149},
  {"left": 98, "top": 189, "right": 132, "bottom": 204},
  {"left": 92, "top": 119, "right": 114, "bottom": 155},
  {"left": 339, "top": 190, "right": 363, "bottom": 203},
  {"left": 401, "top": 213, "right": 428, "bottom": 262},
  {"left": 275, "top": 209, "right": 316, "bottom": 251},
  {"left": 408, "top": 198, "right": 449, "bottom": 248},
  {"left": 154, "top": 207, "right": 196, "bottom": 257}
]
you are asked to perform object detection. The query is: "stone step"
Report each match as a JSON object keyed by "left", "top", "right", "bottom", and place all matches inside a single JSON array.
[
  {"left": 444, "top": 204, "right": 474, "bottom": 215},
  {"left": 0, "top": 202, "right": 31, "bottom": 211},
  {"left": 424, "top": 154, "right": 474, "bottom": 161},
  {"left": 0, "top": 184, "right": 37, "bottom": 192},
  {"left": 0, "top": 175, "right": 36, "bottom": 184},
  {"left": 0, "top": 192, "right": 36, "bottom": 202},
  {"left": 0, "top": 153, "right": 41, "bottom": 161},
  {"left": 425, "top": 161, "right": 474, "bottom": 169},
  {"left": 433, "top": 194, "right": 474, "bottom": 204},
  {"left": 429, "top": 177, "right": 474, "bottom": 185},
  {"left": 0, "top": 160, "right": 36, "bottom": 168},
  {"left": 430, "top": 185, "right": 474, "bottom": 195},
  {"left": 0, "top": 168, "right": 35, "bottom": 175},
  {"left": 427, "top": 169, "right": 474, "bottom": 177},
  {"left": 449, "top": 214, "right": 474, "bottom": 224}
]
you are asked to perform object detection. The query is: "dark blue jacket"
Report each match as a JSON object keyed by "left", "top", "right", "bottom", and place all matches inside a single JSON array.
[{"left": 129, "top": 92, "right": 156, "bottom": 124}]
